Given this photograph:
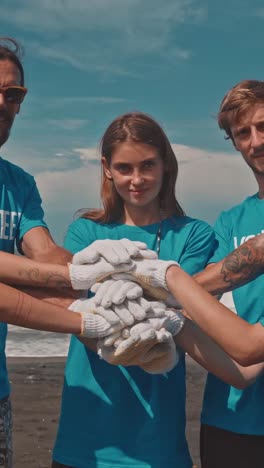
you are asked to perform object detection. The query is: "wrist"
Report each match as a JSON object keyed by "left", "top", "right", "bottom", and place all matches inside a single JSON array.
[{"left": 166, "top": 264, "right": 181, "bottom": 290}]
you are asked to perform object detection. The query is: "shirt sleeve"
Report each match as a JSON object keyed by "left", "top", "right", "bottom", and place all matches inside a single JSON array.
[
  {"left": 16, "top": 176, "right": 48, "bottom": 250},
  {"left": 207, "top": 212, "right": 232, "bottom": 264},
  {"left": 64, "top": 219, "right": 90, "bottom": 254},
  {"left": 179, "top": 221, "right": 217, "bottom": 275}
]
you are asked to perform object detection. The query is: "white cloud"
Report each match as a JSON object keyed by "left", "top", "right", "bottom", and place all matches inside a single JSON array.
[
  {"left": 73, "top": 148, "right": 100, "bottom": 165},
  {"left": 1, "top": 0, "right": 205, "bottom": 73},
  {"left": 173, "top": 144, "right": 257, "bottom": 221}
]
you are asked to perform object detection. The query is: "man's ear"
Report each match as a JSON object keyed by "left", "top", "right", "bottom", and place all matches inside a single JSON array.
[
  {"left": 102, "top": 157, "right": 112, "bottom": 180},
  {"left": 16, "top": 104, "right": 20, "bottom": 115}
]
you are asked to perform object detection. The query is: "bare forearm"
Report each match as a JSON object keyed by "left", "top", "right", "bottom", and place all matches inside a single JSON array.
[
  {"left": 27, "top": 244, "right": 73, "bottom": 265},
  {"left": 195, "top": 234, "right": 264, "bottom": 295},
  {"left": 18, "top": 286, "right": 77, "bottom": 308},
  {"left": 0, "top": 251, "right": 71, "bottom": 288},
  {"left": 167, "top": 266, "right": 264, "bottom": 365},
  {"left": 18, "top": 285, "right": 80, "bottom": 306},
  {"left": 21, "top": 228, "right": 73, "bottom": 265},
  {"left": 176, "top": 320, "right": 264, "bottom": 388},
  {"left": 0, "top": 282, "right": 81, "bottom": 334}
]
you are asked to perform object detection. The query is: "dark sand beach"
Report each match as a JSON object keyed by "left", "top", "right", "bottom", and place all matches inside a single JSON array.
[{"left": 8, "top": 355, "right": 206, "bottom": 468}]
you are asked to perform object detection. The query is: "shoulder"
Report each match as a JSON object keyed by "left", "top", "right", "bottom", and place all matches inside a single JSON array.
[
  {"left": 169, "top": 214, "right": 213, "bottom": 234},
  {"left": 66, "top": 217, "right": 97, "bottom": 236},
  {"left": 216, "top": 195, "right": 257, "bottom": 221},
  {"left": 0, "top": 157, "right": 34, "bottom": 182}
]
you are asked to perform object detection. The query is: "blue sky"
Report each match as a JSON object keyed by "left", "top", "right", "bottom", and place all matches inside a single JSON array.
[{"left": 1, "top": 0, "right": 262, "bottom": 243}]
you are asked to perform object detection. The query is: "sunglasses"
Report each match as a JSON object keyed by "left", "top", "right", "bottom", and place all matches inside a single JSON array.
[{"left": 0, "top": 86, "right": 28, "bottom": 104}]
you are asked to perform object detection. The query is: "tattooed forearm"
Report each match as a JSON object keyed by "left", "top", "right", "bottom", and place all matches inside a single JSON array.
[
  {"left": 17, "top": 268, "right": 70, "bottom": 288},
  {"left": 221, "top": 235, "right": 264, "bottom": 289}
]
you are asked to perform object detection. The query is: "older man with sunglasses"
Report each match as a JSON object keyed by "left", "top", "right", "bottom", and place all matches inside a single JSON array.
[{"left": 0, "top": 36, "right": 76, "bottom": 467}]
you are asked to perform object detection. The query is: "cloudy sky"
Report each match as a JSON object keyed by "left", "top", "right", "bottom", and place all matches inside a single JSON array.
[{"left": 1, "top": 0, "right": 261, "bottom": 243}]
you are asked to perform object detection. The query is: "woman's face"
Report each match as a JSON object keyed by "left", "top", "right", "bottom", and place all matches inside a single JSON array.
[{"left": 103, "top": 141, "right": 165, "bottom": 210}]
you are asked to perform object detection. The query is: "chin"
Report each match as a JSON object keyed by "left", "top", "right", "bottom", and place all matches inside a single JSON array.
[{"left": 0, "top": 130, "right": 10, "bottom": 147}]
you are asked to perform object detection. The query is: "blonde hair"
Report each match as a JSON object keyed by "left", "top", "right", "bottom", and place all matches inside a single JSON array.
[{"left": 218, "top": 80, "right": 264, "bottom": 140}]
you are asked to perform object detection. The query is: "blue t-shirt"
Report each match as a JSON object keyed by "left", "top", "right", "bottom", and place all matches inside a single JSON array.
[
  {"left": 0, "top": 157, "right": 47, "bottom": 400},
  {"left": 202, "top": 194, "right": 264, "bottom": 435},
  {"left": 53, "top": 215, "right": 216, "bottom": 468}
]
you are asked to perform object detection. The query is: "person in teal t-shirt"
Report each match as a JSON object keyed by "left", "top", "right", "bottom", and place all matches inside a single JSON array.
[
  {"left": 198, "top": 79, "right": 264, "bottom": 468},
  {"left": 176, "top": 232, "right": 264, "bottom": 366},
  {"left": 52, "top": 111, "right": 217, "bottom": 468}
]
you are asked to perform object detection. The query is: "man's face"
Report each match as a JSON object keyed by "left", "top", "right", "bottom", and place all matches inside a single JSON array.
[
  {"left": 0, "top": 59, "right": 22, "bottom": 147},
  {"left": 231, "top": 103, "right": 264, "bottom": 176}
]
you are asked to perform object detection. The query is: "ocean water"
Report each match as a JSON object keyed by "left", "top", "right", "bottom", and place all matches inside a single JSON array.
[
  {"left": 6, "top": 325, "right": 70, "bottom": 357},
  {"left": 5, "top": 292, "right": 236, "bottom": 357}
]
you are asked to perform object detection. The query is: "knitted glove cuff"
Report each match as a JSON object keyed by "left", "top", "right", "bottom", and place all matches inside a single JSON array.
[
  {"left": 68, "top": 263, "right": 92, "bottom": 290},
  {"left": 152, "top": 261, "right": 179, "bottom": 290},
  {"left": 80, "top": 312, "right": 113, "bottom": 339}
]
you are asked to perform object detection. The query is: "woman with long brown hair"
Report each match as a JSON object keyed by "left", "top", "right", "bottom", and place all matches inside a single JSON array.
[{"left": 52, "top": 111, "right": 216, "bottom": 468}]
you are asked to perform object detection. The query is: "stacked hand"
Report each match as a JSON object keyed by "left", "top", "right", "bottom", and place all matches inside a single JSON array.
[
  {"left": 68, "top": 239, "right": 158, "bottom": 290},
  {"left": 73, "top": 239, "right": 158, "bottom": 265},
  {"left": 113, "top": 258, "right": 181, "bottom": 307},
  {"left": 97, "top": 306, "right": 185, "bottom": 374},
  {"left": 67, "top": 239, "right": 184, "bottom": 373},
  {"left": 69, "top": 298, "right": 123, "bottom": 338}
]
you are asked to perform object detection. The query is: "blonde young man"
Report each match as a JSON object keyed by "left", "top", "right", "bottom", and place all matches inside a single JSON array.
[{"left": 199, "top": 80, "right": 264, "bottom": 468}]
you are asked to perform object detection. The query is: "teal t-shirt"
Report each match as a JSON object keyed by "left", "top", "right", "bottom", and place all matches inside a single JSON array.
[
  {"left": 0, "top": 157, "right": 48, "bottom": 400},
  {"left": 53, "top": 215, "right": 216, "bottom": 468},
  {"left": 202, "top": 194, "right": 264, "bottom": 434}
]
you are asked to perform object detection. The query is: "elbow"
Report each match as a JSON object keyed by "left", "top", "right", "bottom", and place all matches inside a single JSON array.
[
  {"left": 229, "top": 329, "right": 263, "bottom": 367},
  {"left": 232, "top": 377, "right": 255, "bottom": 390},
  {"left": 229, "top": 370, "right": 257, "bottom": 390},
  {"left": 231, "top": 351, "right": 258, "bottom": 367}
]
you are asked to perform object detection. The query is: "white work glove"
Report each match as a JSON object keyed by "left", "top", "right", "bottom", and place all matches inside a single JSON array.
[
  {"left": 91, "top": 279, "right": 143, "bottom": 308},
  {"left": 100, "top": 300, "right": 169, "bottom": 347},
  {"left": 68, "top": 257, "right": 135, "bottom": 290},
  {"left": 91, "top": 296, "right": 153, "bottom": 326},
  {"left": 98, "top": 308, "right": 184, "bottom": 373},
  {"left": 97, "top": 328, "right": 160, "bottom": 366},
  {"left": 73, "top": 239, "right": 158, "bottom": 265},
  {"left": 113, "top": 258, "right": 180, "bottom": 305},
  {"left": 69, "top": 298, "right": 122, "bottom": 339},
  {"left": 112, "top": 309, "right": 185, "bottom": 348},
  {"left": 98, "top": 326, "right": 179, "bottom": 374},
  {"left": 140, "top": 334, "right": 179, "bottom": 374}
]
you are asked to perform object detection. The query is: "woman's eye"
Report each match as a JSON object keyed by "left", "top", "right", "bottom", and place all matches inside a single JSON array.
[
  {"left": 118, "top": 165, "right": 130, "bottom": 173},
  {"left": 143, "top": 161, "right": 155, "bottom": 169}
]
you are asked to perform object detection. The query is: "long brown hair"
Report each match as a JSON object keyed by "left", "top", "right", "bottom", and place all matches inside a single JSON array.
[{"left": 82, "top": 112, "right": 184, "bottom": 223}]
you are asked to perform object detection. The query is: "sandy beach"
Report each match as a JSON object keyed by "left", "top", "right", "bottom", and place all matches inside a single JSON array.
[{"left": 8, "top": 355, "right": 206, "bottom": 468}]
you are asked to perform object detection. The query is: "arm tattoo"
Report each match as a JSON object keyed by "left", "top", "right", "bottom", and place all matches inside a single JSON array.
[
  {"left": 18, "top": 268, "right": 69, "bottom": 288},
  {"left": 221, "top": 235, "right": 264, "bottom": 289}
]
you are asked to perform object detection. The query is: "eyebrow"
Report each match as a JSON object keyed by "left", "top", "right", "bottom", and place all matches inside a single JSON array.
[{"left": 113, "top": 155, "right": 159, "bottom": 165}]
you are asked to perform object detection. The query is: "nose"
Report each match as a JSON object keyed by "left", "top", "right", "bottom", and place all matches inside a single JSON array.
[
  {"left": 251, "top": 127, "right": 263, "bottom": 150},
  {"left": 131, "top": 170, "right": 144, "bottom": 185},
  {"left": 0, "top": 92, "right": 7, "bottom": 109}
]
